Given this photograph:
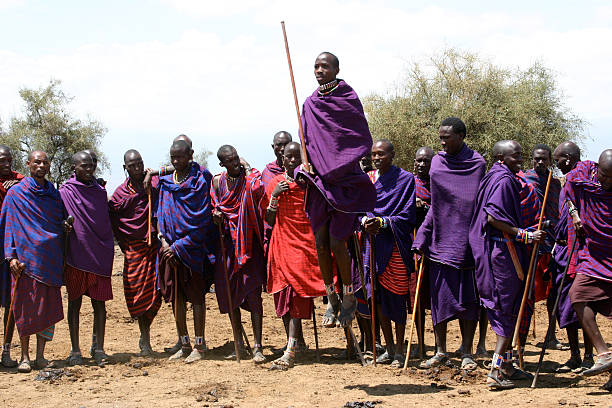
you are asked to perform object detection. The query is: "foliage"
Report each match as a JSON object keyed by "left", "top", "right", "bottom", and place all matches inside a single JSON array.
[
  {"left": 363, "top": 48, "right": 586, "bottom": 169},
  {"left": 194, "top": 147, "right": 212, "bottom": 168},
  {"left": 0, "top": 79, "right": 107, "bottom": 185}
]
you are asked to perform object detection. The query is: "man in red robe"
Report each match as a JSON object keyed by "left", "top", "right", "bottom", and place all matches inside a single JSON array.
[
  {"left": 266, "top": 142, "right": 325, "bottom": 369},
  {"left": 109, "top": 150, "right": 162, "bottom": 356}
]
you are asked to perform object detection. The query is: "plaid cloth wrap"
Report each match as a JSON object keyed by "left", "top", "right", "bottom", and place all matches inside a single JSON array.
[
  {"left": 0, "top": 177, "right": 64, "bottom": 287},
  {"left": 210, "top": 170, "right": 265, "bottom": 267},
  {"left": 524, "top": 169, "right": 561, "bottom": 253},
  {"left": 564, "top": 162, "right": 611, "bottom": 282},
  {"left": 157, "top": 162, "right": 213, "bottom": 274}
]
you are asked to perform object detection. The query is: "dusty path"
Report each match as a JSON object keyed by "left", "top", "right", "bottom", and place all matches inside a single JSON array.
[{"left": 1, "top": 247, "right": 611, "bottom": 407}]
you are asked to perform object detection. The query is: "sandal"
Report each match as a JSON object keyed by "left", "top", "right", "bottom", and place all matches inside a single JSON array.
[
  {"left": 93, "top": 349, "right": 110, "bottom": 366},
  {"left": 1, "top": 351, "right": 17, "bottom": 368},
  {"left": 486, "top": 372, "right": 515, "bottom": 390},
  {"left": 269, "top": 352, "right": 294, "bottom": 371},
  {"left": 419, "top": 352, "right": 448, "bottom": 369},
  {"left": 390, "top": 354, "right": 405, "bottom": 369},
  {"left": 376, "top": 350, "right": 392, "bottom": 364},
  {"left": 461, "top": 354, "right": 478, "bottom": 371},
  {"left": 337, "top": 294, "right": 357, "bottom": 328},
  {"left": 556, "top": 356, "right": 582, "bottom": 373},
  {"left": 252, "top": 349, "right": 266, "bottom": 364},
  {"left": 322, "top": 300, "right": 339, "bottom": 328},
  {"left": 184, "top": 348, "right": 205, "bottom": 364},
  {"left": 601, "top": 373, "right": 612, "bottom": 392},
  {"left": 546, "top": 338, "right": 570, "bottom": 351},
  {"left": 67, "top": 351, "right": 83, "bottom": 366},
  {"left": 582, "top": 352, "right": 612, "bottom": 377},
  {"left": 164, "top": 340, "right": 181, "bottom": 354},
  {"left": 17, "top": 360, "right": 32, "bottom": 373}
]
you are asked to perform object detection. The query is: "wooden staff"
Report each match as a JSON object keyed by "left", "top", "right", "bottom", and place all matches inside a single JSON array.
[
  {"left": 147, "top": 191, "right": 152, "bottom": 246},
  {"left": 368, "top": 234, "right": 377, "bottom": 366},
  {"left": 346, "top": 326, "right": 367, "bottom": 367},
  {"left": 403, "top": 259, "right": 425, "bottom": 371},
  {"left": 531, "top": 237, "right": 578, "bottom": 388},
  {"left": 512, "top": 170, "right": 553, "bottom": 369},
  {"left": 218, "top": 224, "right": 242, "bottom": 363},
  {"left": 312, "top": 303, "right": 320, "bottom": 362},
  {"left": 413, "top": 228, "right": 424, "bottom": 358},
  {"left": 280, "top": 21, "right": 310, "bottom": 172},
  {"left": 352, "top": 232, "right": 374, "bottom": 364}
]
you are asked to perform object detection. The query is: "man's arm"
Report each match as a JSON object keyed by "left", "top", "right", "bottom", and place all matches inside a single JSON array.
[{"left": 487, "top": 214, "right": 545, "bottom": 243}]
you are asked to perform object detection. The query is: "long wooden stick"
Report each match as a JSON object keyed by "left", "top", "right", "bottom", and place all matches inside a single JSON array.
[
  {"left": 368, "top": 235, "right": 377, "bottom": 366},
  {"left": 531, "top": 237, "right": 578, "bottom": 388},
  {"left": 512, "top": 170, "right": 553, "bottom": 368},
  {"left": 280, "top": 21, "right": 310, "bottom": 172},
  {"left": 312, "top": 303, "right": 320, "bottom": 362},
  {"left": 413, "top": 228, "right": 424, "bottom": 358},
  {"left": 403, "top": 259, "right": 425, "bottom": 370},
  {"left": 147, "top": 191, "right": 152, "bottom": 246},
  {"left": 218, "top": 224, "right": 242, "bottom": 363}
]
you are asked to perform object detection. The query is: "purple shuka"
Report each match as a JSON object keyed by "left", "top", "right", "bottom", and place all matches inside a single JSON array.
[
  {"left": 296, "top": 79, "right": 376, "bottom": 240},
  {"left": 414, "top": 143, "right": 486, "bottom": 267},
  {"left": 60, "top": 175, "right": 114, "bottom": 277},
  {"left": 564, "top": 165, "right": 612, "bottom": 282},
  {"left": 413, "top": 143, "right": 485, "bottom": 325},
  {"left": 0, "top": 177, "right": 65, "bottom": 336},
  {"left": 469, "top": 162, "right": 526, "bottom": 338}
]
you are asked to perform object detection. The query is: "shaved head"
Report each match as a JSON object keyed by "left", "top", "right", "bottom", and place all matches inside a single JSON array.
[
  {"left": 0, "top": 145, "right": 11, "bottom": 154},
  {"left": 217, "top": 144, "right": 237, "bottom": 161},
  {"left": 599, "top": 149, "right": 612, "bottom": 167},
  {"left": 171, "top": 140, "right": 191, "bottom": 156},
  {"left": 318, "top": 52, "right": 339, "bottom": 69},
  {"left": 28, "top": 150, "right": 48, "bottom": 162},
  {"left": 554, "top": 141, "right": 581, "bottom": 159},
  {"left": 416, "top": 146, "right": 434, "bottom": 158},
  {"left": 492, "top": 140, "right": 519, "bottom": 158},
  {"left": 123, "top": 149, "right": 141, "bottom": 164},
  {"left": 72, "top": 150, "right": 91, "bottom": 166},
  {"left": 374, "top": 139, "right": 394, "bottom": 153},
  {"left": 284, "top": 141, "right": 301, "bottom": 152},
  {"left": 273, "top": 131, "right": 292, "bottom": 144},
  {"left": 174, "top": 134, "right": 193, "bottom": 148}
]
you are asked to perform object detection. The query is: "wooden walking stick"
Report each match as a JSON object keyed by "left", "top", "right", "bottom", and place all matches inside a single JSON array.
[
  {"left": 368, "top": 234, "right": 377, "bottom": 366},
  {"left": 280, "top": 21, "right": 310, "bottom": 173},
  {"left": 512, "top": 170, "right": 553, "bottom": 369},
  {"left": 413, "top": 228, "right": 424, "bottom": 358},
  {"left": 312, "top": 303, "right": 320, "bottom": 362},
  {"left": 531, "top": 237, "right": 578, "bottom": 388},
  {"left": 352, "top": 232, "right": 375, "bottom": 364},
  {"left": 403, "top": 259, "right": 425, "bottom": 370},
  {"left": 147, "top": 191, "right": 152, "bottom": 246},
  {"left": 218, "top": 224, "right": 242, "bottom": 363}
]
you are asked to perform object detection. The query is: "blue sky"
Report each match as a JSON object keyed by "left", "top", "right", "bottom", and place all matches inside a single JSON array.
[{"left": 1, "top": 0, "right": 610, "bottom": 191}]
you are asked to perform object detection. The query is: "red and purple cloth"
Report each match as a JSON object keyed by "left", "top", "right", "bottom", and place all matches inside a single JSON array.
[
  {"left": 563, "top": 162, "right": 611, "bottom": 282},
  {"left": 470, "top": 162, "right": 526, "bottom": 337},
  {"left": 211, "top": 170, "right": 266, "bottom": 313},
  {"left": 297, "top": 79, "right": 376, "bottom": 218},
  {"left": 414, "top": 143, "right": 486, "bottom": 269},
  {"left": 157, "top": 162, "right": 213, "bottom": 275},
  {"left": 361, "top": 166, "right": 416, "bottom": 300},
  {"left": 60, "top": 175, "right": 114, "bottom": 277},
  {"left": 0, "top": 177, "right": 65, "bottom": 337},
  {"left": 0, "top": 171, "right": 24, "bottom": 306},
  {"left": 109, "top": 177, "right": 159, "bottom": 244}
]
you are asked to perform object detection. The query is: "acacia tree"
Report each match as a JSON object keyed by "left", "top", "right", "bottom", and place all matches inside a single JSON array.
[
  {"left": 364, "top": 49, "right": 586, "bottom": 169},
  {"left": 0, "top": 80, "right": 107, "bottom": 185}
]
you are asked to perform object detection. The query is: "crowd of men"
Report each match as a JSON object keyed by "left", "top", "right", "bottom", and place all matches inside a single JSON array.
[{"left": 0, "top": 52, "right": 610, "bottom": 392}]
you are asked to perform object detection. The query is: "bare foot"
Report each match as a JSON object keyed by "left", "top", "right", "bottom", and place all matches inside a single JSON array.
[{"left": 269, "top": 352, "right": 294, "bottom": 371}]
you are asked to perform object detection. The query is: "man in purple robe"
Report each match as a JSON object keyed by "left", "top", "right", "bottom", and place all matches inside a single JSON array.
[
  {"left": 566, "top": 149, "right": 612, "bottom": 383},
  {"left": 109, "top": 150, "right": 161, "bottom": 356},
  {"left": 0, "top": 151, "right": 67, "bottom": 373},
  {"left": 470, "top": 140, "right": 545, "bottom": 389},
  {"left": 297, "top": 52, "right": 376, "bottom": 328},
  {"left": 551, "top": 141, "right": 595, "bottom": 373},
  {"left": 361, "top": 140, "right": 416, "bottom": 367},
  {"left": 60, "top": 151, "right": 115, "bottom": 366},
  {"left": 413, "top": 117, "right": 485, "bottom": 370},
  {"left": 157, "top": 141, "right": 213, "bottom": 363}
]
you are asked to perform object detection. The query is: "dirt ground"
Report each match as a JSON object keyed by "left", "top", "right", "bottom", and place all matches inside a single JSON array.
[{"left": 1, "top": 246, "right": 611, "bottom": 408}]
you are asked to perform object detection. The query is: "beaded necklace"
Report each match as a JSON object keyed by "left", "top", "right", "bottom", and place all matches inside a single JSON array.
[
  {"left": 318, "top": 79, "right": 339, "bottom": 96},
  {"left": 284, "top": 172, "right": 294, "bottom": 183},
  {"left": 173, "top": 170, "right": 189, "bottom": 185}
]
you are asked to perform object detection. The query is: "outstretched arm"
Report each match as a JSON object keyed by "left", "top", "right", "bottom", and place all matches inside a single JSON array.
[{"left": 487, "top": 214, "right": 545, "bottom": 243}]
